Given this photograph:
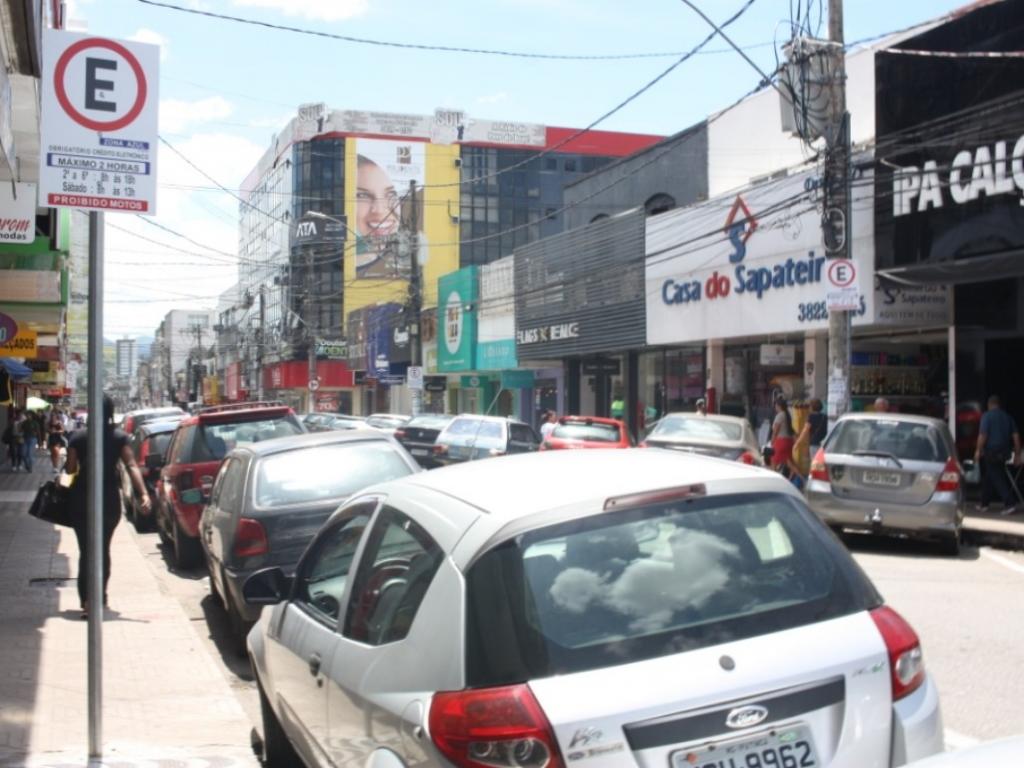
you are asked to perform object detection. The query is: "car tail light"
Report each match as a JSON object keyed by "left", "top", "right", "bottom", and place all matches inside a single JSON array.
[
  {"left": 234, "top": 517, "right": 268, "bottom": 558},
  {"left": 394, "top": 429, "right": 407, "bottom": 440},
  {"left": 810, "top": 447, "right": 829, "bottom": 482},
  {"left": 870, "top": 606, "right": 925, "bottom": 701},
  {"left": 429, "top": 684, "right": 563, "bottom": 768},
  {"left": 738, "top": 451, "right": 757, "bottom": 465},
  {"left": 638, "top": 441, "right": 648, "bottom": 448},
  {"left": 935, "top": 457, "right": 961, "bottom": 492}
]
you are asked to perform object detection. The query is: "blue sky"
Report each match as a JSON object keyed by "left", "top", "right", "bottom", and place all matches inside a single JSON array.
[{"left": 72, "top": 0, "right": 969, "bottom": 337}]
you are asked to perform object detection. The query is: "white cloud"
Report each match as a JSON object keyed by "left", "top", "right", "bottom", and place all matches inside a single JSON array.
[
  {"left": 129, "top": 28, "right": 169, "bottom": 61},
  {"left": 159, "top": 96, "right": 234, "bottom": 134},
  {"left": 476, "top": 91, "right": 508, "bottom": 106},
  {"left": 231, "top": 0, "right": 368, "bottom": 22}
]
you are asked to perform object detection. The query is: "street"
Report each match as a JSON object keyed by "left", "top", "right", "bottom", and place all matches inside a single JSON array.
[
  {"left": 131, "top": 517, "right": 1024, "bottom": 753},
  {"left": 848, "top": 536, "right": 1024, "bottom": 746}
]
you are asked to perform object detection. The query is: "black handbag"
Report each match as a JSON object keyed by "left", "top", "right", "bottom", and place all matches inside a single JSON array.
[{"left": 27, "top": 480, "right": 75, "bottom": 528}]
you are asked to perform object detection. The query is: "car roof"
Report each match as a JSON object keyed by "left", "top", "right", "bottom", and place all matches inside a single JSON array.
[
  {"left": 229, "top": 428, "right": 396, "bottom": 458},
  {"left": 138, "top": 420, "right": 180, "bottom": 436},
  {"left": 385, "top": 448, "right": 789, "bottom": 524},
  {"left": 447, "top": 413, "right": 526, "bottom": 426},
  {"left": 836, "top": 412, "right": 947, "bottom": 428},
  {"left": 659, "top": 412, "right": 751, "bottom": 427}
]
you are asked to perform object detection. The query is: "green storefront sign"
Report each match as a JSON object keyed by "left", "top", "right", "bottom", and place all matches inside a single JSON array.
[
  {"left": 477, "top": 338, "right": 517, "bottom": 370},
  {"left": 500, "top": 369, "right": 535, "bottom": 389},
  {"left": 437, "top": 266, "right": 478, "bottom": 372}
]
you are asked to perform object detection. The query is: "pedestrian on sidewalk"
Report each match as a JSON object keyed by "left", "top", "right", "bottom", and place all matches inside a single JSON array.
[
  {"left": 47, "top": 407, "right": 67, "bottom": 473},
  {"left": 64, "top": 395, "right": 151, "bottom": 617},
  {"left": 540, "top": 410, "right": 558, "bottom": 439},
  {"left": 974, "top": 394, "right": 1021, "bottom": 516},
  {"left": 19, "top": 409, "right": 40, "bottom": 472},
  {"left": 8, "top": 409, "right": 26, "bottom": 472}
]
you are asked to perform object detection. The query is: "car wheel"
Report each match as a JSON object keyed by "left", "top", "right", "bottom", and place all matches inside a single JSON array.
[
  {"left": 258, "top": 681, "right": 300, "bottom": 768},
  {"left": 155, "top": 500, "right": 173, "bottom": 547},
  {"left": 172, "top": 515, "right": 202, "bottom": 570},
  {"left": 938, "top": 530, "right": 961, "bottom": 557},
  {"left": 226, "top": 596, "right": 253, "bottom": 658}
]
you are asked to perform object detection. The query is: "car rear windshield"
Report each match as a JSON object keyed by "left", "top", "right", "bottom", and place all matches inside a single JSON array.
[
  {"left": 465, "top": 493, "right": 879, "bottom": 687},
  {"left": 828, "top": 419, "right": 949, "bottom": 463},
  {"left": 255, "top": 441, "right": 412, "bottom": 508},
  {"left": 367, "top": 415, "right": 407, "bottom": 429},
  {"left": 192, "top": 415, "right": 303, "bottom": 462},
  {"left": 442, "top": 418, "right": 505, "bottom": 449},
  {"left": 652, "top": 416, "right": 743, "bottom": 442},
  {"left": 550, "top": 422, "right": 621, "bottom": 443},
  {"left": 149, "top": 433, "right": 173, "bottom": 456}
]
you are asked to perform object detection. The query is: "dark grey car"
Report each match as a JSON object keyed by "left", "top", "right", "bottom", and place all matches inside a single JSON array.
[
  {"left": 394, "top": 414, "right": 454, "bottom": 468},
  {"left": 199, "top": 429, "right": 420, "bottom": 651}
]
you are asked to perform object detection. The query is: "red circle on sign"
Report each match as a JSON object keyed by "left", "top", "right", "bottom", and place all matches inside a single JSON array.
[
  {"left": 827, "top": 259, "right": 856, "bottom": 288},
  {"left": 53, "top": 38, "right": 147, "bottom": 132}
]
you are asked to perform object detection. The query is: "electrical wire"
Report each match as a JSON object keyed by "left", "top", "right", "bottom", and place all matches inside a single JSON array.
[{"left": 136, "top": 0, "right": 771, "bottom": 61}]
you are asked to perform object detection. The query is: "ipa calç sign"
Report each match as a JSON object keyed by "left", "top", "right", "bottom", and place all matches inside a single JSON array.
[{"left": 39, "top": 30, "right": 159, "bottom": 215}]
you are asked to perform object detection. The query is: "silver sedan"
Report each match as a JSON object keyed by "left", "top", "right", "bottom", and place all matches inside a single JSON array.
[{"left": 805, "top": 413, "right": 964, "bottom": 555}]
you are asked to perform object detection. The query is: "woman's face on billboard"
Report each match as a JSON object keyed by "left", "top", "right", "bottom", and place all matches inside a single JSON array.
[{"left": 356, "top": 161, "right": 399, "bottom": 239}]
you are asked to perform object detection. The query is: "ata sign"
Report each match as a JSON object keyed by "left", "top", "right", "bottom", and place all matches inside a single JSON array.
[{"left": 39, "top": 30, "right": 159, "bottom": 214}]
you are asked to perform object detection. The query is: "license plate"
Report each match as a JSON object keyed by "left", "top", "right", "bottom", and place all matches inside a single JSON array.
[
  {"left": 411, "top": 448, "right": 429, "bottom": 456},
  {"left": 863, "top": 470, "right": 901, "bottom": 487},
  {"left": 671, "top": 725, "right": 818, "bottom": 768}
]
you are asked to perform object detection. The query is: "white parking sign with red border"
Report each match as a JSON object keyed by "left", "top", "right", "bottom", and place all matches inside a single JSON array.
[
  {"left": 825, "top": 258, "right": 861, "bottom": 311},
  {"left": 39, "top": 30, "right": 159, "bottom": 215}
]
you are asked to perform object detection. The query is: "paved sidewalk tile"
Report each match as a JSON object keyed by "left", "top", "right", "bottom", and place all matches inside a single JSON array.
[{"left": 0, "top": 463, "right": 258, "bottom": 767}]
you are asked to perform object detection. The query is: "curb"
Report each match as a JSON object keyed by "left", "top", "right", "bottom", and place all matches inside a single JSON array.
[{"left": 963, "top": 526, "right": 1024, "bottom": 552}]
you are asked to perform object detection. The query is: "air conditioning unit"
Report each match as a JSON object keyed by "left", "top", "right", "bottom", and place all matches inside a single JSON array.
[
  {"left": 450, "top": 214, "right": 461, "bottom": 224},
  {"left": 454, "top": 157, "right": 463, "bottom": 168}
]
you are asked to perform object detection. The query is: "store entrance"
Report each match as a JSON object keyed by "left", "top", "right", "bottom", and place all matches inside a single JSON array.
[{"left": 985, "top": 338, "right": 1024, "bottom": 431}]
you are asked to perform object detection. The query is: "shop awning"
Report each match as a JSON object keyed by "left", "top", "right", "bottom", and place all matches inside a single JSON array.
[
  {"left": 0, "top": 357, "right": 32, "bottom": 379},
  {"left": 877, "top": 248, "right": 1024, "bottom": 287}
]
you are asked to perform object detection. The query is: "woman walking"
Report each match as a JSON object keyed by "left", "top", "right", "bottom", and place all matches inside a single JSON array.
[
  {"left": 64, "top": 395, "right": 150, "bottom": 617},
  {"left": 771, "top": 397, "right": 802, "bottom": 481},
  {"left": 47, "top": 407, "right": 67, "bottom": 473}
]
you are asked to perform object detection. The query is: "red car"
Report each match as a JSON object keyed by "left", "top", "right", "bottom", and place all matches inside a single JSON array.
[
  {"left": 540, "top": 415, "right": 633, "bottom": 450},
  {"left": 153, "top": 401, "right": 304, "bottom": 569}
]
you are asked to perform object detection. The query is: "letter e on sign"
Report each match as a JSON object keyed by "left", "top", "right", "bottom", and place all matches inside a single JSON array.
[{"left": 827, "top": 259, "right": 856, "bottom": 289}]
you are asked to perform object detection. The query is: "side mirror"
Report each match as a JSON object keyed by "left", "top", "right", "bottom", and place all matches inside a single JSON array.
[
  {"left": 243, "top": 567, "right": 292, "bottom": 606},
  {"left": 145, "top": 453, "right": 164, "bottom": 471}
]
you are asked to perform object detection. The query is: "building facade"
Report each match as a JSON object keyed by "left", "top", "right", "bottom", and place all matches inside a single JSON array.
[{"left": 232, "top": 105, "right": 662, "bottom": 413}]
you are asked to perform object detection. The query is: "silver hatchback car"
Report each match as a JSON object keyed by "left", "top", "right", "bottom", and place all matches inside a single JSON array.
[
  {"left": 244, "top": 449, "right": 942, "bottom": 768},
  {"left": 805, "top": 413, "right": 964, "bottom": 554}
]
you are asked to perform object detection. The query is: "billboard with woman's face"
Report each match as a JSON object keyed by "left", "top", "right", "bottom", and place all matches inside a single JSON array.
[{"left": 354, "top": 139, "right": 425, "bottom": 280}]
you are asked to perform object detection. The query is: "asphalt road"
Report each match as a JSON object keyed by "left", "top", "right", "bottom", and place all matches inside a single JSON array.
[
  {"left": 131, "top": 519, "right": 1024, "bottom": 756},
  {"left": 847, "top": 534, "right": 1024, "bottom": 748}
]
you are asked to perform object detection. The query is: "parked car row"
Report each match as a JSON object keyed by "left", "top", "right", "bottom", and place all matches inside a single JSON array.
[{"left": 114, "top": 401, "right": 962, "bottom": 768}]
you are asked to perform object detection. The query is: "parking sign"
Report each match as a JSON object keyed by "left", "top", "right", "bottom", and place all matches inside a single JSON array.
[{"left": 39, "top": 30, "right": 159, "bottom": 214}]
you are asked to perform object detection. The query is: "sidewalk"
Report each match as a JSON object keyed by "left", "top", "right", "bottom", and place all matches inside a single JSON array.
[
  {"left": 0, "top": 459, "right": 259, "bottom": 767},
  {"left": 963, "top": 504, "right": 1024, "bottom": 551}
]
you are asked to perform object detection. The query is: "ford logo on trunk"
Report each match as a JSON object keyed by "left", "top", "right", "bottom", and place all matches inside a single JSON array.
[{"left": 725, "top": 704, "right": 769, "bottom": 729}]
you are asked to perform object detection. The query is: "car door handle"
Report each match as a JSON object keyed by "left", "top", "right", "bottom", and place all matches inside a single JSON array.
[{"left": 308, "top": 653, "right": 322, "bottom": 678}]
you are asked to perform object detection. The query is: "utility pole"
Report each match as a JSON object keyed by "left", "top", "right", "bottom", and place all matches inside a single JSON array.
[
  {"left": 306, "top": 240, "right": 318, "bottom": 412},
  {"left": 824, "top": 0, "right": 851, "bottom": 426},
  {"left": 256, "top": 286, "right": 266, "bottom": 401},
  {"left": 407, "top": 180, "right": 423, "bottom": 417}
]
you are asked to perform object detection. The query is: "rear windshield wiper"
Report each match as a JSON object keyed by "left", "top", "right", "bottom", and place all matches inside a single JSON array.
[{"left": 852, "top": 450, "right": 904, "bottom": 469}]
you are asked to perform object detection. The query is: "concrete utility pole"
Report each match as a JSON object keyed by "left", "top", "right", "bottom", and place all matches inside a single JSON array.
[
  {"left": 824, "top": 0, "right": 852, "bottom": 425},
  {"left": 306, "top": 240, "right": 318, "bottom": 412},
  {"left": 407, "top": 180, "right": 423, "bottom": 417},
  {"left": 256, "top": 286, "right": 266, "bottom": 401}
]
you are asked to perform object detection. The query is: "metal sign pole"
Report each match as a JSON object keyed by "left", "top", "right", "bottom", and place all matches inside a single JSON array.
[{"left": 86, "top": 209, "right": 104, "bottom": 758}]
